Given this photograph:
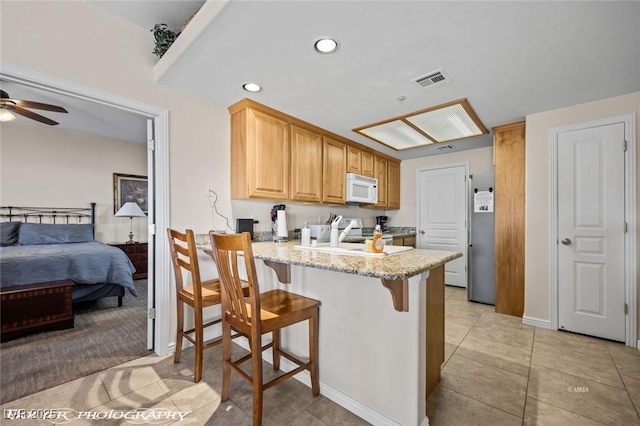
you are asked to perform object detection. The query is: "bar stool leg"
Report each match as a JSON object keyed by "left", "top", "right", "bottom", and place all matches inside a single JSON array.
[
  {"left": 309, "top": 309, "right": 320, "bottom": 396},
  {"left": 174, "top": 301, "right": 184, "bottom": 363},
  {"left": 193, "top": 307, "right": 204, "bottom": 383},
  {"left": 251, "top": 332, "right": 264, "bottom": 426},
  {"left": 221, "top": 321, "right": 232, "bottom": 401},
  {"left": 272, "top": 330, "right": 281, "bottom": 371}
]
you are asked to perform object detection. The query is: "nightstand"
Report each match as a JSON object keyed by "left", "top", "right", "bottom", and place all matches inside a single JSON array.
[{"left": 110, "top": 242, "right": 148, "bottom": 280}]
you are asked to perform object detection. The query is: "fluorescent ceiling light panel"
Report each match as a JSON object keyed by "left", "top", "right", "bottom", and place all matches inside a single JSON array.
[
  {"left": 406, "top": 103, "right": 483, "bottom": 142},
  {"left": 358, "top": 120, "right": 433, "bottom": 150},
  {"left": 353, "top": 98, "right": 487, "bottom": 150}
]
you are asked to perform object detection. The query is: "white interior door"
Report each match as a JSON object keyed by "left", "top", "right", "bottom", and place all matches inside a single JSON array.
[
  {"left": 418, "top": 165, "right": 467, "bottom": 287},
  {"left": 558, "top": 122, "right": 625, "bottom": 342}
]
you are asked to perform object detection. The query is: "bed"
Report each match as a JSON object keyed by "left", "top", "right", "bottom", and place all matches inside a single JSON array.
[{"left": 0, "top": 204, "right": 138, "bottom": 340}]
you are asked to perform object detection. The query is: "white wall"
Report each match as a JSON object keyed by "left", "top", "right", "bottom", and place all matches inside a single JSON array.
[
  {"left": 388, "top": 146, "right": 494, "bottom": 226},
  {"left": 231, "top": 199, "right": 384, "bottom": 234},
  {"left": 525, "top": 91, "right": 640, "bottom": 337},
  {"left": 0, "top": 121, "right": 147, "bottom": 243}
]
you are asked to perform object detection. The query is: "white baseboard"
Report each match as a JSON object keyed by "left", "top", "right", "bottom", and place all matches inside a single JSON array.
[
  {"left": 232, "top": 338, "right": 408, "bottom": 426},
  {"left": 522, "top": 316, "right": 552, "bottom": 329},
  {"left": 637, "top": 340, "right": 640, "bottom": 351}
]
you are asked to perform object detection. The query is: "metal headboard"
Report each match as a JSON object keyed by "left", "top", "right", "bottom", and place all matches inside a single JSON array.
[{"left": 0, "top": 203, "right": 97, "bottom": 235}]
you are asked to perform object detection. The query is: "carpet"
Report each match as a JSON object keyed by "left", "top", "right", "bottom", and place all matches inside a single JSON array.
[{"left": 0, "top": 280, "right": 151, "bottom": 404}]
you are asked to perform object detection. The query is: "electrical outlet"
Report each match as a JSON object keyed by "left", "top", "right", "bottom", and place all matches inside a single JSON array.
[{"left": 205, "top": 184, "right": 214, "bottom": 197}]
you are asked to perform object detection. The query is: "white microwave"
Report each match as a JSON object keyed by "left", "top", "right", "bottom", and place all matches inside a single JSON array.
[{"left": 346, "top": 173, "right": 378, "bottom": 204}]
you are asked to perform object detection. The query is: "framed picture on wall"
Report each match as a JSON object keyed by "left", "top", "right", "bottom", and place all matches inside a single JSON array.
[{"left": 113, "top": 173, "right": 148, "bottom": 214}]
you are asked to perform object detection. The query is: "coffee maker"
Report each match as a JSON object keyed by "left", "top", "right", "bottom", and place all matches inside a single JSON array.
[{"left": 375, "top": 215, "right": 389, "bottom": 232}]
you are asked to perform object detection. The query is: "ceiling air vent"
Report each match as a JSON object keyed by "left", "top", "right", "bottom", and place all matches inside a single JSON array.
[
  {"left": 437, "top": 144, "right": 456, "bottom": 151},
  {"left": 412, "top": 68, "right": 452, "bottom": 91}
]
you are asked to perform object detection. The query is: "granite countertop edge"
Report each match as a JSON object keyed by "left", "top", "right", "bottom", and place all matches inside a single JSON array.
[{"left": 198, "top": 238, "right": 461, "bottom": 281}]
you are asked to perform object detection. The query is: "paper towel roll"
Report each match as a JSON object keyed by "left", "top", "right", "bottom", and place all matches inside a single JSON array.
[{"left": 276, "top": 210, "right": 288, "bottom": 238}]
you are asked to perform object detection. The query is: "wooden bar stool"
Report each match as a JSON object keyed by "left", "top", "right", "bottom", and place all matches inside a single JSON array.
[
  {"left": 209, "top": 231, "right": 320, "bottom": 426},
  {"left": 167, "top": 228, "right": 224, "bottom": 383}
]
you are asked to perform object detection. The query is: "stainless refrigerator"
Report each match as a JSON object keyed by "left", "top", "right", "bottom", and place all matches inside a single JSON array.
[{"left": 467, "top": 174, "right": 495, "bottom": 305}]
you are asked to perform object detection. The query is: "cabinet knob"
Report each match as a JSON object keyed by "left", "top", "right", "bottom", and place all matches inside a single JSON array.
[
  {"left": 420, "top": 230, "right": 426, "bottom": 235},
  {"left": 561, "top": 238, "right": 572, "bottom": 246}
]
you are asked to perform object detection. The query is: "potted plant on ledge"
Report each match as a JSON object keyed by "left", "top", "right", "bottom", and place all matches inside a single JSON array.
[{"left": 151, "top": 23, "right": 179, "bottom": 58}]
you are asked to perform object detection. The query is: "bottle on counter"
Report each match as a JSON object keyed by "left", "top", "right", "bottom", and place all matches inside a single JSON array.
[
  {"left": 372, "top": 224, "right": 385, "bottom": 253},
  {"left": 329, "top": 215, "right": 342, "bottom": 247},
  {"left": 301, "top": 222, "right": 311, "bottom": 247}
]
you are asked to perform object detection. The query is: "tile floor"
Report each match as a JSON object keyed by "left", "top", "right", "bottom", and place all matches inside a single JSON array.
[{"left": 2, "top": 286, "right": 639, "bottom": 425}]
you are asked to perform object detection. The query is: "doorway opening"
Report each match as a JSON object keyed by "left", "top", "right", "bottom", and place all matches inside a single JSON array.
[{"left": 0, "top": 63, "right": 172, "bottom": 354}]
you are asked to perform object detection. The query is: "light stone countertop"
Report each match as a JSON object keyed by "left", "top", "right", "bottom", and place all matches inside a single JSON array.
[{"left": 198, "top": 237, "right": 461, "bottom": 281}]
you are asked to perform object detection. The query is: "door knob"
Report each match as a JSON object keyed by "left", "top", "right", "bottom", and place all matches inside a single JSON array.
[
  {"left": 561, "top": 238, "right": 571, "bottom": 245},
  {"left": 420, "top": 230, "right": 426, "bottom": 235}
]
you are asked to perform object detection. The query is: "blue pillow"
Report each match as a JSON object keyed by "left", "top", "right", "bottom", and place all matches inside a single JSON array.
[
  {"left": 18, "top": 223, "right": 94, "bottom": 245},
  {"left": 1, "top": 222, "right": 21, "bottom": 246}
]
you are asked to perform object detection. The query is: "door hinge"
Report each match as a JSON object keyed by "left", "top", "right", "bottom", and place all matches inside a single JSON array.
[
  {"left": 148, "top": 308, "right": 156, "bottom": 319},
  {"left": 148, "top": 139, "right": 156, "bottom": 151},
  {"left": 624, "top": 222, "right": 628, "bottom": 233},
  {"left": 624, "top": 140, "right": 627, "bottom": 152},
  {"left": 149, "top": 224, "right": 156, "bottom": 235},
  {"left": 624, "top": 303, "right": 628, "bottom": 315}
]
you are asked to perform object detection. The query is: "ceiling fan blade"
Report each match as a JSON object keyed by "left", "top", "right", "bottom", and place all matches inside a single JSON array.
[
  {"left": 11, "top": 100, "right": 68, "bottom": 113},
  {"left": 6, "top": 105, "right": 60, "bottom": 125}
]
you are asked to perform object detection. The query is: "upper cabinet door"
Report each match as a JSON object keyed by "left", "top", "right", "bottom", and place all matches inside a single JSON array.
[
  {"left": 346, "top": 146, "right": 362, "bottom": 174},
  {"left": 290, "top": 125, "right": 323, "bottom": 203},
  {"left": 247, "top": 109, "right": 290, "bottom": 199},
  {"left": 322, "top": 137, "right": 347, "bottom": 204},
  {"left": 361, "top": 151, "right": 375, "bottom": 178},
  {"left": 387, "top": 160, "right": 401, "bottom": 209},
  {"left": 374, "top": 156, "right": 388, "bottom": 207}
]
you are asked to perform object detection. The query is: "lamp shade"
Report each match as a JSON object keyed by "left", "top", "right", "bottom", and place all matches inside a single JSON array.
[{"left": 115, "top": 202, "right": 146, "bottom": 217}]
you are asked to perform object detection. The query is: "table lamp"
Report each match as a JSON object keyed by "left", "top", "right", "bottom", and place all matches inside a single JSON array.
[{"left": 115, "top": 202, "right": 146, "bottom": 244}]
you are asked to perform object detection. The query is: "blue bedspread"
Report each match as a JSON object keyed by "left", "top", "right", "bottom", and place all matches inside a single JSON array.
[{"left": 0, "top": 241, "right": 137, "bottom": 296}]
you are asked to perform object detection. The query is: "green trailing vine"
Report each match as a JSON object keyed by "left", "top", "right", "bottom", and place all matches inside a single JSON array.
[{"left": 151, "top": 24, "right": 180, "bottom": 58}]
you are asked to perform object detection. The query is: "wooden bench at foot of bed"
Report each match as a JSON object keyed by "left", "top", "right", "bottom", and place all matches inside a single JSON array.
[{"left": 1, "top": 280, "right": 74, "bottom": 342}]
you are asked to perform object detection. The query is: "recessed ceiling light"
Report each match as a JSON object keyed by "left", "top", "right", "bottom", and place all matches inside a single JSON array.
[
  {"left": 242, "top": 83, "right": 262, "bottom": 93},
  {"left": 314, "top": 38, "right": 339, "bottom": 55}
]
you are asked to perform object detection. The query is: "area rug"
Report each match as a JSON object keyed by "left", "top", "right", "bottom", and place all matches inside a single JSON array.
[{"left": 0, "top": 280, "right": 151, "bottom": 404}]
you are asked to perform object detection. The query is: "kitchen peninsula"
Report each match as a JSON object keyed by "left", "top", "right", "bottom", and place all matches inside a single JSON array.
[{"left": 202, "top": 238, "right": 461, "bottom": 426}]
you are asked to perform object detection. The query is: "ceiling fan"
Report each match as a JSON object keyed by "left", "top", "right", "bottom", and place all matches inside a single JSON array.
[{"left": 0, "top": 90, "right": 68, "bottom": 125}]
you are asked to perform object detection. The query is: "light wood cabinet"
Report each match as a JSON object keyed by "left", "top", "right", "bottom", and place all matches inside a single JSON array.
[
  {"left": 231, "top": 107, "right": 289, "bottom": 200},
  {"left": 361, "top": 151, "right": 375, "bottom": 177},
  {"left": 493, "top": 121, "right": 525, "bottom": 317},
  {"left": 229, "top": 99, "right": 401, "bottom": 207},
  {"left": 387, "top": 160, "right": 401, "bottom": 209},
  {"left": 322, "top": 137, "right": 347, "bottom": 204},
  {"left": 290, "top": 125, "right": 323, "bottom": 203},
  {"left": 347, "top": 146, "right": 377, "bottom": 179},
  {"left": 346, "top": 146, "right": 362, "bottom": 174},
  {"left": 373, "top": 156, "right": 388, "bottom": 208},
  {"left": 392, "top": 235, "right": 415, "bottom": 247}
]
